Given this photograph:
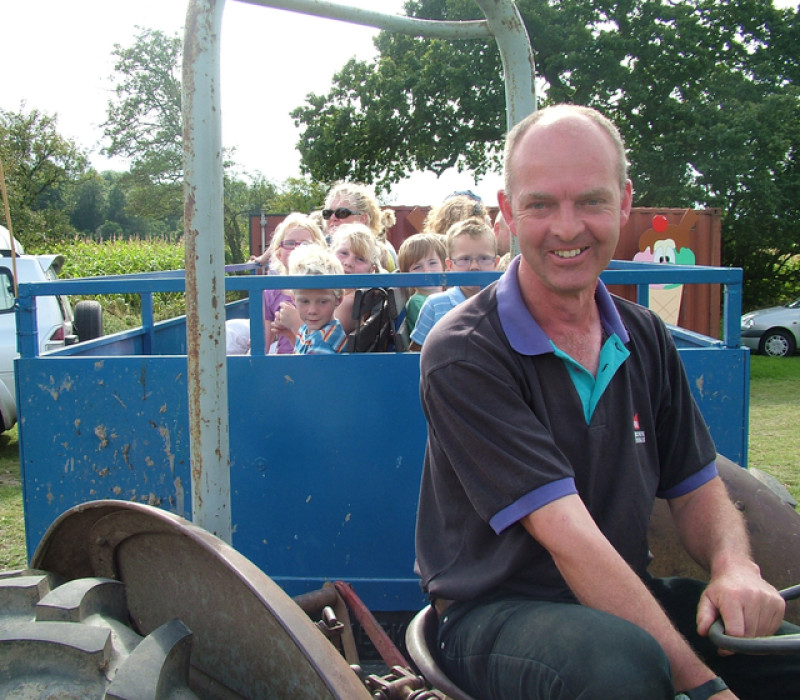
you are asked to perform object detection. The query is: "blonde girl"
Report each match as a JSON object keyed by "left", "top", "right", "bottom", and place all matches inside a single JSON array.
[
  {"left": 262, "top": 213, "right": 325, "bottom": 354},
  {"left": 329, "top": 223, "right": 384, "bottom": 334}
]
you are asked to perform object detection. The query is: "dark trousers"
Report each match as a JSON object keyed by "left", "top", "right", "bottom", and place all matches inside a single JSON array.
[{"left": 437, "top": 577, "right": 800, "bottom": 700}]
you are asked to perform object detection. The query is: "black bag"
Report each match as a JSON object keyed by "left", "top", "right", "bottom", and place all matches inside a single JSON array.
[{"left": 346, "top": 288, "right": 410, "bottom": 353}]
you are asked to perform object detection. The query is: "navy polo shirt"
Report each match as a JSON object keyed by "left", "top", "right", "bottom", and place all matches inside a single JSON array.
[{"left": 415, "top": 256, "right": 718, "bottom": 602}]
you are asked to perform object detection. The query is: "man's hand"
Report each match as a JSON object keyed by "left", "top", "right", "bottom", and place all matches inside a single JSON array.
[
  {"left": 696, "top": 561, "right": 785, "bottom": 640},
  {"left": 667, "top": 476, "right": 786, "bottom": 643}
]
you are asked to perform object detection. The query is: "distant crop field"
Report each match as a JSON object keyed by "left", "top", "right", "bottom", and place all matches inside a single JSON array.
[{"left": 60, "top": 238, "right": 187, "bottom": 334}]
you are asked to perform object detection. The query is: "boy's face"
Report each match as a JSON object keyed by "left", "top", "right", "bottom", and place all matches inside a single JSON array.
[
  {"left": 409, "top": 252, "right": 445, "bottom": 295},
  {"left": 294, "top": 289, "right": 341, "bottom": 331},
  {"left": 446, "top": 235, "right": 499, "bottom": 296}
]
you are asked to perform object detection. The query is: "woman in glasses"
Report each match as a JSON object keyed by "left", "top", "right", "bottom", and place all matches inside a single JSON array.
[
  {"left": 323, "top": 182, "right": 398, "bottom": 271},
  {"left": 262, "top": 213, "right": 326, "bottom": 354}
]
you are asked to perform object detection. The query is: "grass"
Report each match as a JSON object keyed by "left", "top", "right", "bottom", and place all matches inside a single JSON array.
[
  {"left": 747, "top": 355, "right": 800, "bottom": 503},
  {"left": 0, "top": 426, "right": 25, "bottom": 570},
  {"left": 0, "top": 356, "right": 798, "bottom": 569}
]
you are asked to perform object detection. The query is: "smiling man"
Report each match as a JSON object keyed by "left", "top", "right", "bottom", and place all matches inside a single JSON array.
[{"left": 414, "top": 105, "right": 800, "bottom": 700}]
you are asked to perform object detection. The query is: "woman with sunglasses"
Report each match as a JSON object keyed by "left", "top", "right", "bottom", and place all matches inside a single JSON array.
[
  {"left": 323, "top": 182, "right": 398, "bottom": 271},
  {"left": 262, "top": 213, "right": 326, "bottom": 354}
]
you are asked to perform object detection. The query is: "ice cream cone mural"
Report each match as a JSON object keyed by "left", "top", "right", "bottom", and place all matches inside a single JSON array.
[{"left": 633, "top": 210, "right": 697, "bottom": 326}]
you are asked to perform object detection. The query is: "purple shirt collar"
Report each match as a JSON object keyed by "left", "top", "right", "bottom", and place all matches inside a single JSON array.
[{"left": 496, "top": 255, "right": 629, "bottom": 356}]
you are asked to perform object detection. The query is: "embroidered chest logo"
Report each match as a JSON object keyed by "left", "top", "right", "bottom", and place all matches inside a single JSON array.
[{"left": 633, "top": 413, "right": 646, "bottom": 444}]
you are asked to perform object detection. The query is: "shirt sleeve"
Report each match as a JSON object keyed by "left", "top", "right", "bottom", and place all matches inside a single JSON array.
[
  {"left": 410, "top": 296, "right": 437, "bottom": 345},
  {"left": 421, "top": 345, "right": 577, "bottom": 527}
]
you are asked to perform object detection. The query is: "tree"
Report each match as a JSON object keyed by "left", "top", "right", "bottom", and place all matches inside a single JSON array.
[
  {"left": 102, "top": 27, "right": 183, "bottom": 185},
  {"left": 101, "top": 28, "right": 329, "bottom": 261},
  {"left": 0, "top": 107, "right": 88, "bottom": 247},
  {"left": 101, "top": 27, "right": 185, "bottom": 243},
  {"left": 292, "top": 0, "right": 800, "bottom": 306},
  {"left": 266, "top": 177, "right": 329, "bottom": 215},
  {"left": 70, "top": 173, "right": 108, "bottom": 235}
]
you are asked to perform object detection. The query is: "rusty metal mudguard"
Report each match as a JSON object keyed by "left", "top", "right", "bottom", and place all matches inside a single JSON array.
[
  {"left": 648, "top": 455, "right": 800, "bottom": 625},
  {"left": 30, "top": 499, "right": 370, "bottom": 699}
]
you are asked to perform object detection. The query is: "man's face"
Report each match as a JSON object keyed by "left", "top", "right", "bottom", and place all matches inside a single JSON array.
[
  {"left": 294, "top": 289, "right": 341, "bottom": 331},
  {"left": 499, "top": 116, "right": 632, "bottom": 300}
]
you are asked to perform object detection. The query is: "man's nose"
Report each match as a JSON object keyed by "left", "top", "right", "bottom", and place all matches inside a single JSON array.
[{"left": 552, "top": 205, "right": 583, "bottom": 239}]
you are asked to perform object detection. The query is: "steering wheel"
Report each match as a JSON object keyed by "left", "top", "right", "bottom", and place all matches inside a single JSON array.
[{"left": 709, "top": 585, "right": 800, "bottom": 654}]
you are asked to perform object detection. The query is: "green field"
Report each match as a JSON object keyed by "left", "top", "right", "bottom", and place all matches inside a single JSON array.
[{"left": 0, "top": 356, "right": 798, "bottom": 569}]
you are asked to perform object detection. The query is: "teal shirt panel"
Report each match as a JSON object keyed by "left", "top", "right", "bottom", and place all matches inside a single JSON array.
[{"left": 552, "top": 333, "right": 630, "bottom": 424}]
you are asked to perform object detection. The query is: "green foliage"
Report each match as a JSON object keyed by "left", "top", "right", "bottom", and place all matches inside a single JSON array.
[
  {"left": 99, "top": 29, "right": 331, "bottom": 262},
  {"left": 267, "top": 177, "right": 329, "bottom": 215},
  {"left": 0, "top": 107, "right": 88, "bottom": 247},
  {"left": 292, "top": 0, "right": 505, "bottom": 191},
  {"left": 102, "top": 28, "right": 183, "bottom": 185},
  {"left": 57, "top": 238, "right": 188, "bottom": 332},
  {"left": 748, "top": 356, "right": 800, "bottom": 502},
  {"left": 0, "top": 427, "right": 24, "bottom": 570},
  {"left": 293, "top": 0, "right": 800, "bottom": 306}
]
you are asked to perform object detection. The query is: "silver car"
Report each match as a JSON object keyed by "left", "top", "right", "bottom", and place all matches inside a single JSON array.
[{"left": 741, "top": 298, "right": 800, "bottom": 357}]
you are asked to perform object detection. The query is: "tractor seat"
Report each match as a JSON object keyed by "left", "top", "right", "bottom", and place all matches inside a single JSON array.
[{"left": 405, "top": 605, "right": 477, "bottom": 700}]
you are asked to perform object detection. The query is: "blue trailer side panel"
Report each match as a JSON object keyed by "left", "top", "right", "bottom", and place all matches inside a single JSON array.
[
  {"left": 17, "top": 352, "right": 429, "bottom": 610},
  {"left": 17, "top": 357, "right": 192, "bottom": 547},
  {"left": 17, "top": 342, "right": 747, "bottom": 611},
  {"left": 228, "top": 353, "right": 427, "bottom": 609}
]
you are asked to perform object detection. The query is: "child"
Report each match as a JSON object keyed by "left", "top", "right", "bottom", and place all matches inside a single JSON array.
[
  {"left": 287, "top": 244, "right": 348, "bottom": 355},
  {"left": 397, "top": 233, "right": 447, "bottom": 333},
  {"left": 261, "top": 213, "right": 326, "bottom": 354},
  {"left": 329, "top": 223, "right": 384, "bottom": 334},
  {"left": 409, "top": 217, "right": 498, "bottom": 349}
]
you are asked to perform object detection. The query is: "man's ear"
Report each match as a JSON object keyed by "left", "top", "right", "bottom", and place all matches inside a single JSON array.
[
  {"left": 498, "top": 190, "right": 515, "bottom": 236},
  {"left": 619, "top": 180, "right": 634, "bottom": 227}
]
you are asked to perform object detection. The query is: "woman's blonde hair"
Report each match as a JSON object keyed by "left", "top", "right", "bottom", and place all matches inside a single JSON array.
[
  {"left": 325, "top": 181, "right": 396, "bottom": 243},
  {"left": 268, "top": 213, "right": 325, "bottom": 271},
  {"left": 423, "top": 194, "right": 491, "bottom": 236}
]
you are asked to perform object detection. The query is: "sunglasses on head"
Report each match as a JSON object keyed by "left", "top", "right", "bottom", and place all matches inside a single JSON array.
[{"left": 322, "top": 207, "right": 359, "bottom": 220}]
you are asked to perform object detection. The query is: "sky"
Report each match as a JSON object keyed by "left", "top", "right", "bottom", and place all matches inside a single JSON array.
[{"left": 2, "top": 0, "right": 504, "bottom": 206}]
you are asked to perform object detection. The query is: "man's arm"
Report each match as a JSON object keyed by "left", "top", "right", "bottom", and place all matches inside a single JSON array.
[
  {"left": 667, "top": 476, "right": 785, "bottom": 639},
  {"left": 523, "top": 494, "right": 734, "bottom": 696}
]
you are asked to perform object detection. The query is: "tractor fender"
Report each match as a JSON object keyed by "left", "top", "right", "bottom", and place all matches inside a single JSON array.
[{"left": 648, "top": 455, "right": 800, "bottom": 625}]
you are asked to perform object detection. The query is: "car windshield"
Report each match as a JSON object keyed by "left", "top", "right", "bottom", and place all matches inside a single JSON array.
[{"left": 787, "top": 298, "right": 800, "bottom": 309}]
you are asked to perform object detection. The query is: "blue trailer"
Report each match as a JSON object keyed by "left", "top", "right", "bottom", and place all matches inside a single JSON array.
[{"left": 14, "top": 262, "right": 750, "bottom": 613}]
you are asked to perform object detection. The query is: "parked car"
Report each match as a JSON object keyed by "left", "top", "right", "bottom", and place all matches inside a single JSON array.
[
  {"left": 0, "top": 225, "right": 103, "bottom": 431},
  {"left": 740, "top": 298, "right": 800, "bottom": 357}
]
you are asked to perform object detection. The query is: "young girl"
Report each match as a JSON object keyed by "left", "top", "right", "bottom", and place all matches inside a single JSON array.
[
  {"left": 397, "top": 233, "right": 447, "bottom": 333},
  {"left": 329, "top": 223, "right": 383, "bottom": 334},
  {"left": 262, "top": 213, "right": 325, "bottom": 353}
]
